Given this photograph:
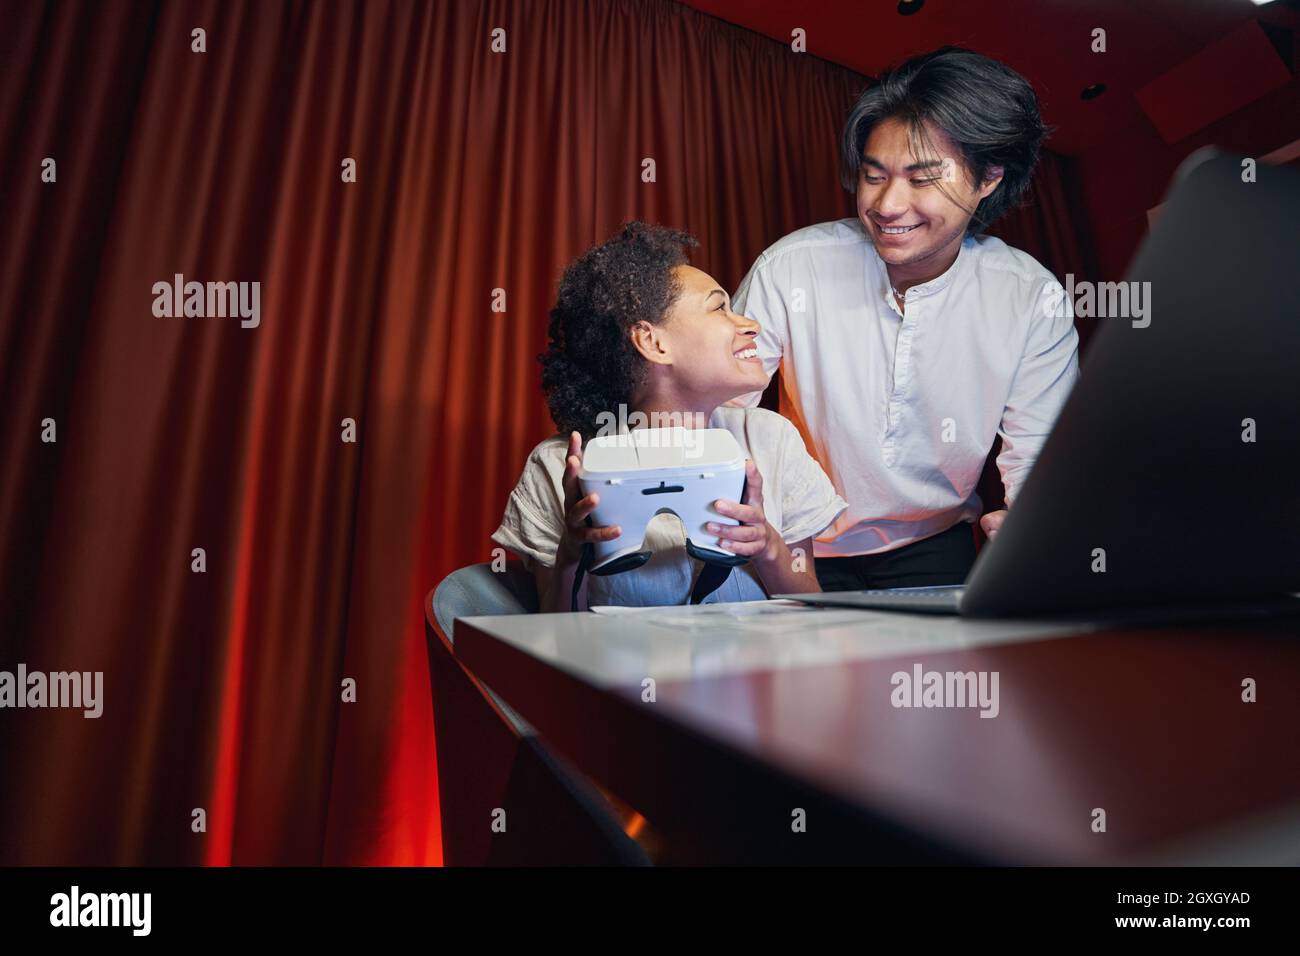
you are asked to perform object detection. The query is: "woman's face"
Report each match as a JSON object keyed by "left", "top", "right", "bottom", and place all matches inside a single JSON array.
[{"left": 632, "top": 265, "right": 768, "bottom": 406}]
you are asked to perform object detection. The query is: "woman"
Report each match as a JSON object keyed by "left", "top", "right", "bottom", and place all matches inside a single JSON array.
[{"left": 492, "top": 222, "right": 846, "bottom": 611}]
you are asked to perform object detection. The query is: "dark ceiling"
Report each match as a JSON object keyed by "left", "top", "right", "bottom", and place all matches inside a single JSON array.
[{"left": 680, "top": 0, "right": 1300, "bottom": 154}]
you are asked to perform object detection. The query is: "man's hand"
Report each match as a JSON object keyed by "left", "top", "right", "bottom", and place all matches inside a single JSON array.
[
  {"left": 706, "top": 460, "right": 780, "bottom": 565},
  {"left": 979, "top": 509, "right": 1008, "bottom": 540}
]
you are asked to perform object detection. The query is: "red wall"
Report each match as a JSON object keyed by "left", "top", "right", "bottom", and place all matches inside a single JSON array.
[{"left": 1073, "top": 75, "right": 1300, "bottom": 281}]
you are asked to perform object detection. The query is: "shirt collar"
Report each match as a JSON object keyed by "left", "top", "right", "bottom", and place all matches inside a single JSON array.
[{"left": 870, "top": 233, "right": 975, "bottom": 304}]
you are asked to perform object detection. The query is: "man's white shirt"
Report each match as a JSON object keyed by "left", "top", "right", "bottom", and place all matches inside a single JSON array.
[{"left": 731, "top": 217, "right": 1079, "bottom": 558}]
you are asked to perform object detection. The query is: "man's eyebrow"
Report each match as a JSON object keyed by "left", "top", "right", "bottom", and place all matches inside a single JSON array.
[{"left": 861, "top": 155, "right": 947, "bottom": 173}]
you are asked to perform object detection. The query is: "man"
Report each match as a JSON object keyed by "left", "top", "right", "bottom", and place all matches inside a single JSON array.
[{"left": 732, "top": 47, "right": 1080, "bottom": 590}]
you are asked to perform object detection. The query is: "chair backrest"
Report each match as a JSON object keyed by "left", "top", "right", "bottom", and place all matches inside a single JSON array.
[
  {"left": 424, "top": 564, "right": 649, "bottom": 864},
  {"left": 432, "top": 561, "right": 539, "bottom": 645}
]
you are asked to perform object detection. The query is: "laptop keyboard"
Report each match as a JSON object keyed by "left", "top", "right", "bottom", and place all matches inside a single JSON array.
[
  {"left": 848, "top": 587, "right": 962, "bottom": 606},
  {"left": 778, "top": 586, "right": 966, "bottom": 613}
]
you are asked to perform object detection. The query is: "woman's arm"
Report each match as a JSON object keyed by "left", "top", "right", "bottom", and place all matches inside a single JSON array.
[
  {"left": 750, "top": 534, "right": 820, "bottom": 596},
  {"left": 534, "top": 559, "right": 583, "bottom": 613},
  {"left": 707, "top": 460, "right": 821, "bottom": 597},
  {"left": 534, "top": 431, "right": 621, "bottom": 612}
]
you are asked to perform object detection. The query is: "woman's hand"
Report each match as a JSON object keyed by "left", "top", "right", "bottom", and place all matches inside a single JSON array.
[
  {"left": 706, "top": 459, "right": 780, "bottom": 565},
  {"left": 707, "top": 459, "right": 821, "bottom": 597},
  {"left": 555, "top": 431, "right": 622, "bottom": 568}
]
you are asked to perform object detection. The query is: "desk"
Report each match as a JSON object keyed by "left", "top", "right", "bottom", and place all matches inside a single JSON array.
[{"left": 451, "top": 601, "right": 1300, "bottom": 864}]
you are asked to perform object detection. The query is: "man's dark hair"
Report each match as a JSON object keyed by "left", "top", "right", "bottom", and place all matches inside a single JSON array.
[
  {"left": 539, "top": 221, "right": 698, "bottom": 439},
  {"left": 839, "top": 46, "right": 1051, "bottom": 234}
]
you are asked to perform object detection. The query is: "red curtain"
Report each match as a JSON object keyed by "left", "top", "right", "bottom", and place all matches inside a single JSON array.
[{"left": 0, "top": 0, "right": 863, "bottom": 864}]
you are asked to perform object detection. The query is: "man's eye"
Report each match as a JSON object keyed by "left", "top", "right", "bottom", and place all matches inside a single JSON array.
[
  {"left": 863, "top": 175, "right": 885, "bottom": 185},
  {"left": 911, "top": 178, "right": 939, "bottom": 187}
]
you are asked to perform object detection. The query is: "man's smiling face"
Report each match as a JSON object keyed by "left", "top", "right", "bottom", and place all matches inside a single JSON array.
[{"left": 856, "top": 116, "right": 1001, "bottom": 276}]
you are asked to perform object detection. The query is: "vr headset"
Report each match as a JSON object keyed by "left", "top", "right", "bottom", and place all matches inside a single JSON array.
[{"left": 571, "top": 426, "right": 749, "bottom": 609}]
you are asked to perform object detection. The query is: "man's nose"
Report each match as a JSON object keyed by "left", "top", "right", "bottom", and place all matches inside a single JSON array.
[{"left": 873, "top": 177, "right": 910, "bottom": 218}]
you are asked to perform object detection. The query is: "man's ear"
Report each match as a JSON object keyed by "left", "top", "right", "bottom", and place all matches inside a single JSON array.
[
  {"left": 629, "top": 320, "right": 672, "bottom": 366},
  {"left": 979, "top": 165, "right": 1005, "bottom": 200}
]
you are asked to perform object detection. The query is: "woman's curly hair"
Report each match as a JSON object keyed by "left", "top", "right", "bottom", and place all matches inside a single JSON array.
[{"left": 539, "top": 221, "right": 699, "bottom": 439}]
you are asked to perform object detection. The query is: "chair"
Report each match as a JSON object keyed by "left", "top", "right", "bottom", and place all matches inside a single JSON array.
[
  {"left": 430, "top": 562, "right": 539, "bottom": 732},
  {"left": 426, "top": 562, "right": 650, "bottom": 865}
]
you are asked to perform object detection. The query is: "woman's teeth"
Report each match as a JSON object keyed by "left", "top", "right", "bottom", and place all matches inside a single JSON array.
[
  {"left": 880, "top": 223, "right": 920, "bottom": 234},
  {"left": 734, "top": 348, "right": 758, "bottom": 359}
]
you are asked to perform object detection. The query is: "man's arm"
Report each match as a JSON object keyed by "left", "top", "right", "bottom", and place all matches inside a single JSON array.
[{"left": 995, "top": 279, "right": 1081, "bottom": 509}]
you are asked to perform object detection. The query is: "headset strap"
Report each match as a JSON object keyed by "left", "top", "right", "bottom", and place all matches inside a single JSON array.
[
  {"left": 572, "top": 546, "right": 731, "bottom": 610},
  {"left": 689, "top": 561, "right": 733, "bottom": 605},
  {"left": 571, "top": 541, "right": 593, "bottom": 613}
]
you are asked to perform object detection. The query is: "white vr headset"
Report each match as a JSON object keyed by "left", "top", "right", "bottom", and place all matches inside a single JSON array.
[{"left": 570, "top": 426, "right": 750, "bottom": 608}]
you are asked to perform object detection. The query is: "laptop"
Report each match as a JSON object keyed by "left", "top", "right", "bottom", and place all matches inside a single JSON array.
[{"left": 779, "top": 149, "right": 1300, "bottom": 618}]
